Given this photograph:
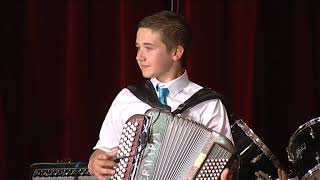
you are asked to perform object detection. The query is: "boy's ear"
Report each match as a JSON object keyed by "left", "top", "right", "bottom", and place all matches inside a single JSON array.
[{"left": 172, "top": 46, "right": 184, "bottom": 62}]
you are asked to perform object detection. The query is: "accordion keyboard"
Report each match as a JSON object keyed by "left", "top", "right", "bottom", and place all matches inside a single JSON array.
[{"left": 111, "top": 114, "right": 146, "bottom": 179}]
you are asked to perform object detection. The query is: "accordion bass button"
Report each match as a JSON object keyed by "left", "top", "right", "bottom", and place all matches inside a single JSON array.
[
  {"left": 119, "top": 144, "right": 124, "bottom": 150},
  {"left": 122, "top": 128, "right": 127, "bottom": 133}
]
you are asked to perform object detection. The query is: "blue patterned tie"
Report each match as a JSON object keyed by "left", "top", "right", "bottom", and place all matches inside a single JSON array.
[{"left": 157, "top": 86, "right": 169, "bottom": 105}]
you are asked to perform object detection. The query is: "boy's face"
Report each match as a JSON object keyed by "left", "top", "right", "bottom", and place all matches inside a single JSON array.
[{"left": 136, "top": 28, "right": 180, "bottom": 83}]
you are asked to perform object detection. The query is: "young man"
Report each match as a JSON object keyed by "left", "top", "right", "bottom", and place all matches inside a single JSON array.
[{"left": 88, "top": 10, "right": 233, "bottom": 180}]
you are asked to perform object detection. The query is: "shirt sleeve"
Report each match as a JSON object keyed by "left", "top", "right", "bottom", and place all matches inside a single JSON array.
[
  {"left": 93, "top": 90, "right": 126, "bottom": 151},
  {"left": 93, "top": 88, "right": 151, "bottom": 151},
  {"left": 187, "top": 99, "right": 234, "bottom": 143}
]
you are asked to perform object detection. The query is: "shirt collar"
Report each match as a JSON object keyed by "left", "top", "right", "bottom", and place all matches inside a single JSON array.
[{"left": 150, "top": 70, "right": 189, "bottom": 97}]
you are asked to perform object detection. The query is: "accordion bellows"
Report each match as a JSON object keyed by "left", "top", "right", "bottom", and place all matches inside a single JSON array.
[{"left": 111, "top": 108, "right": 236, "bottom": 180}]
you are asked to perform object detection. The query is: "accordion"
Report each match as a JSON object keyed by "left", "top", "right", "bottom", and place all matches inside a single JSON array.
[{"left": 112, "top": 108, "right": 236, "bottom": 180}]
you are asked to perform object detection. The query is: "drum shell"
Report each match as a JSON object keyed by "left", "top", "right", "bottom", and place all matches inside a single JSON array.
[{"left": 287, "top": 117, "right": 320, "bottom": 179}]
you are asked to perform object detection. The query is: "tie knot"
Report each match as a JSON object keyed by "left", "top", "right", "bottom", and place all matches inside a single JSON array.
[{"left": 159, "top": 87, "right": 169, "bottom": 98}]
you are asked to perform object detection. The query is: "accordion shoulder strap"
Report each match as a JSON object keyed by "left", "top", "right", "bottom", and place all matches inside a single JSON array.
[
  {"left": 172, "top": 87, "right": 230, "bottom": 115},
  {"left": 127, "top": 80, "right": 232, "bottom": 117},
  {"left": 127, "top": 80, "right": 171, "bottom": 111}
]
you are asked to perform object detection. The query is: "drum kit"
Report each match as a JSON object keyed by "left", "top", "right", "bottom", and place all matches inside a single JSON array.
[{"left": 231, "top": 116, "right": 320, "bottom": 180}]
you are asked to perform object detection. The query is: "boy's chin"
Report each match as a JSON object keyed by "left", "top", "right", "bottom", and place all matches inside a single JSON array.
[{"left": 141, "top": 72, "right": 154, "bottom": 79}]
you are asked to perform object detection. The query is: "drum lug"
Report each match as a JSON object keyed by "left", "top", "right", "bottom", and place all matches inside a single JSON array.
[
  {"left": 251, "top": 152, "right": 264, "bottom": 164},
  {"left": 296, "top": 142, "right": 306, "bottom": 160},
  {"left": 287, "top": 147, "right": 295, "bottom": 162},
  {"left": 308, "top": 124, "right": 315, "bottom": 139}
]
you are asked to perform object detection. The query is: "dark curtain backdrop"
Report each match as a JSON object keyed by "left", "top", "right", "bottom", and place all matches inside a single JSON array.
[{"left": 1, "top": 0, "right": 319, "bottom": 179}]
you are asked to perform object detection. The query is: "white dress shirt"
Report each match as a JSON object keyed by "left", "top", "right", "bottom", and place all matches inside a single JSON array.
[{"left": 94, "top": 71, "right": 233, "bottom": 152}]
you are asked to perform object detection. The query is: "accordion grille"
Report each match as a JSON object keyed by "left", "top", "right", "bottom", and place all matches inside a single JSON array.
[{"left": 152, "top": 115, "right": 212, "bottom": 179}]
